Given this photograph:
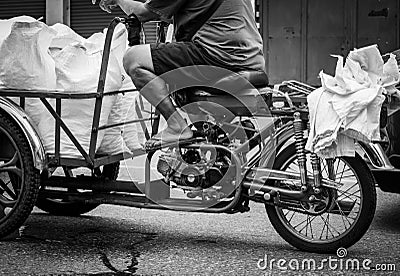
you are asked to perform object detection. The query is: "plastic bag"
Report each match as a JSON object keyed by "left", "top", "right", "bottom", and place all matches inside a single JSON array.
[
  {"left": 0, "top": 20, "right": 57, "bottom": 90},
  {"left": 0, "top": 15, "right": 37, "bottom": 47},
  {"left": 98, "top": 94, "right": 131, "bottom": 155},
  {"left": 53, "top": 42, "right": 122, "bottom": 92},
  {"left": 49, "top": 23, "right": 85, "bottom": 49},
  {"left": 38, "top": 96, "right": 116, "bottom": 158},
  {"left": 122, "top": 93, "right": 143, "bottom": 151},
  {"left": 37, "top": 40, "right": 122, "bottom": 158}
]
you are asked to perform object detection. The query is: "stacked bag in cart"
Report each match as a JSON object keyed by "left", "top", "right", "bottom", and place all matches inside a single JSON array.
[{"left": 0, "top": 16, "right": 143, "bottom": 158}]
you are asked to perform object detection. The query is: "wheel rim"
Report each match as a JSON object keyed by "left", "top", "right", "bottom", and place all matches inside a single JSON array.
[
  {"left": 275, "top": 155, "right": 363, "bottom": 244},
  {"left": 0, "top": 126, "right": 24, "bottom": 224}
]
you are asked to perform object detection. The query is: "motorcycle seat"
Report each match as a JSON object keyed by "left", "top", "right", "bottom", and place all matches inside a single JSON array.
[
  {"left": 211, "top": 70, "right": 269, "bottom": 90},
  {"left": 173, "top": 70, "right": 269, "bottom": 117}
]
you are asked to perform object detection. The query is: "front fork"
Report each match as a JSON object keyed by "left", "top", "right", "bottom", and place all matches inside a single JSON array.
[{"left": 293, "top": 112, "right": 324, "bottom": 194}]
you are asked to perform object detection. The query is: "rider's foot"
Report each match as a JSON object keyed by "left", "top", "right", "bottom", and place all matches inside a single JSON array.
[{"left": 145, "top": 126, "right": 193, "bottom": 151}]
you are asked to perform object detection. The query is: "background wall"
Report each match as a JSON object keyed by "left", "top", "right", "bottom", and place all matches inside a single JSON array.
[
  {"left": 259, "top": 0, "right": 400, "bottom": 85},
  {"left": 1, "top": 0, "right": 399, "bottom": 86}
]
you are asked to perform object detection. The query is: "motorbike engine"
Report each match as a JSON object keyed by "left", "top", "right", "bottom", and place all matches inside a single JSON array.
[
  {"left": 157, "top": 147, "right": 230, "bottom": 190},
  {"left": 156, "top": 120, "right": 257, "bottom": 199}
]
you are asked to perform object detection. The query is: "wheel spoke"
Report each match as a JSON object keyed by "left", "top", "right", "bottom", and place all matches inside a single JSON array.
[
  {"left": 292, "top": 216, "right": 309, "bottom": 229},
  {"left": 319, "top": 215, "right": 327, "bottom": 240},
  {"left": 321, "top": 161, "right": 328, "bottom": 176},
  {"left": 334, "top": 199, "right": 355, "bottom": 229},
  {"left": 0, "top": 180, "right": 17, "bottom": 199},
  {"left": 292, "top": 214, "right": 318, "bottom": 232},
  {"left": 0, "top": 166, "right": 22, "bottom": 178},
  {"left": 0, "top": 152, "right": 19, "bottom": 168},
  {"left": 321, "top": 214, "right": 341, "bottom": 237},
  {"left": 287, "top": 210, "right": 296, "bottom": 223},
  {"left": 337, "top": 164, "right": 348, "bottom": 184},
  {"left": 297, "top": 214, "right": 318, "bottom": 233},
  {"left": 339, "top": 182, "right": 359, "bottom": 196},
  {"left": 308, "top": 215, "right": 314, "bottom": 239},
  {"left": 0, "top": 194, "right": 16, "bottom": 208},
  {"left": 339, "top": 189, "right": 361, "bottom": 201}
]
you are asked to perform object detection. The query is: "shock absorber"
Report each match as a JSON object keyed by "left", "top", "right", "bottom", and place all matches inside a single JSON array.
[
  {"left": 293, "top": 112, "right": 308, "bottom": 191},
  {"left": 310, "top": 152, "right": 322, "bottom": 193},
  {"left": 307, "top": 119, "right": 322, "bottom": 193}
]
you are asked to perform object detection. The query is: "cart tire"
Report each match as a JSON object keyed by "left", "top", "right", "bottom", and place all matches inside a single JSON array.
[
  {"left": 0, "top": 113, "right": 40, "bottom": 239},
  {"left": 36, "top": 162, "right": 119, "bottom": 216},
  {"left": 265, "top": 144, "right": 376, "bottom": 253}
]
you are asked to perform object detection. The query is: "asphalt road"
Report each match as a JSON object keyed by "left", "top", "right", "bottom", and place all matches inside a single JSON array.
[{"left": 0, "top": 160, "right": 399, "bottom": 276}]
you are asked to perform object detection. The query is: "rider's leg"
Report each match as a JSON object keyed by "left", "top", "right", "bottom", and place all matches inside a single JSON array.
[{"left": 123, "top": 44, "right": 193, "bottom": 146}]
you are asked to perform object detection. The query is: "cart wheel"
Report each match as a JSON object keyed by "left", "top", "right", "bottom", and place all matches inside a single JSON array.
[
  {"left": 0, "top": 113, "right": 40, "bottom": 238},
  {"left": 36, "top": 162, "right": 119, "bottom": 216}
]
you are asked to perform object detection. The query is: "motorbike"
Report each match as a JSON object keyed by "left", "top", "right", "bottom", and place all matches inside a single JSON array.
[{"left": 0, "top": 16, "right": 379, "bottom": 253}]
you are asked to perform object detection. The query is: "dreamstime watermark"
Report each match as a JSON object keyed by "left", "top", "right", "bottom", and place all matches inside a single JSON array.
[{"left": 257, "top": 248, "right": 396, "bottom": 272}]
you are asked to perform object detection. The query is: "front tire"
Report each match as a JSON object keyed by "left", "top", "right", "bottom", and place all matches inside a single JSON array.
[
  {"left": 0, "top": 113, "right": 40, "bottom": 238},
  {"left": 266, "top": 144, "right": 376, "bottom": 253}
]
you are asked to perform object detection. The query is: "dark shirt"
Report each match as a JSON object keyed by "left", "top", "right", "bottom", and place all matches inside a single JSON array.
[{"left": 144, "top": 0, "right": 265, "bottom": 71}]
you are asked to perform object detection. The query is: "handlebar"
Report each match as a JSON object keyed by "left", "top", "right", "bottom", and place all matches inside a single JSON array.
[{"left": 123, "top": 15, "right": 142, "bottom": 46}]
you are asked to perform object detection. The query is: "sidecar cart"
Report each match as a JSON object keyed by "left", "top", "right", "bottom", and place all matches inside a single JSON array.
[{"left": 0, "top": 17, "right": 148, "bottom": 237}]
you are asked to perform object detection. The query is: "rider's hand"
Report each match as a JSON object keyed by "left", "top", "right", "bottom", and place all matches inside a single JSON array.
[{"left": 92, "top": 0, "right": 119, "bottom": 13}]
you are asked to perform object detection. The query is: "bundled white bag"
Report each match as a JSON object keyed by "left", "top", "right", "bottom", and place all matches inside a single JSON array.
[
  {"left": 0, "top": 19, "right": 57, "bottom": 130},
  {"left": 0, "top": 20, "right": 57, "bottom": 90},
  {"left": 122, "top": 93, "right": 143, "bottom": 151},
  {"left": 50, "top": 23, "right": 85, "bottom": 49},
  {"left": 54, "top": 42, "right": 122, "bottom": 92},
  {"left": 0, "top": 15, "right": 37, "bottom": 47},
  {"left": 37, "top": 40, "right": 122, "bottom": 158},
  {"left": 98, "top": 94, "right": 131, "bottom": 155},
  {"left": 306, "top": 45, "right": 396, "bottom": 158},
  {"left": 99, "top": 91, "right": 142, "bottom": 154}
]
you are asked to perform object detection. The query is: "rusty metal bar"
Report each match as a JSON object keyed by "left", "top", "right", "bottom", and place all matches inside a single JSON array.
[
  {"left": 55, "top": 98, "right": 61, "bottom": 163},
  {"left": 98, "top": 117, "right": 153, "bottom": 131},
  {"left": 19, "top": 97, "right": 25, "bottom": 109},
  {"left": 0, "top": 88, "right": 137, "bottom": 99},
  {"left": 42, "top": 175, "right": 144, "bottom": 194},
  {"left": 89, "top": 17, "right": 122, "bottom": 160},
  {"left": 135, "top": 98, "right": 151, "bottom": 140}
]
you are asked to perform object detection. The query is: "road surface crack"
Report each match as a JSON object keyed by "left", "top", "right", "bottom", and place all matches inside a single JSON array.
[{"left": 99, "top": 233, "right": 157, "bottom": 275}]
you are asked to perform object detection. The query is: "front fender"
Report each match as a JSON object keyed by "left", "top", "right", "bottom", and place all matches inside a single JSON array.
[
  {"left": 357, "top": 141, "right": 394, "bottom": 170},
  {"left": 0, "top": 97, "right": 46, "bottom": 171}
]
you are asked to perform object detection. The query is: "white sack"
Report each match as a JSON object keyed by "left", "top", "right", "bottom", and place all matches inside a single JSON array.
[
  {"left": 49, "top": 23, "right": 85, "bottom": 49},
  {"left": 98, "top": 94, "right": 131, "bottom": 155},
  {"left": 0, "top": 19, "right": 57, "bottom": 130},
  {"left": 38, "top": 40, "right": 122, "bottom": 158},
  {"left": 53, "top": 42, "right": 122, "bottom": 92},
  {"left": 122, "top": 93, "right": 143, "bottom": 151},
  {"left": 0, "top": 15, "right": 37, "bottom": 47},
  {"left": 0, "top": 20, "right": 57, "bottom": 90},
  {"left": 306, "top": 45, "right": 394, "bottom": 158},
  {"left": 38, "top": 97, "right": 115, "bottom": 158}
]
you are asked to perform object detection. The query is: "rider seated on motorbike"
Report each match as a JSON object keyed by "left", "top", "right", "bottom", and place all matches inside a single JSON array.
[{"left": 96, "top": 0, "right": 266, "bottom": 150}]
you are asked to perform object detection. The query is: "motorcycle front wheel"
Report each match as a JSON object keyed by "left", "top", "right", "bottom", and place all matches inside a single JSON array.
[{"left": 266, "top": 144, "right": 376, "bottom": 253}]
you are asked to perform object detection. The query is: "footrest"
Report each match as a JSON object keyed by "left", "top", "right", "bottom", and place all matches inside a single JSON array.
[{"left": 146, "top": 137, "right": 205, "bottom": 152}]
